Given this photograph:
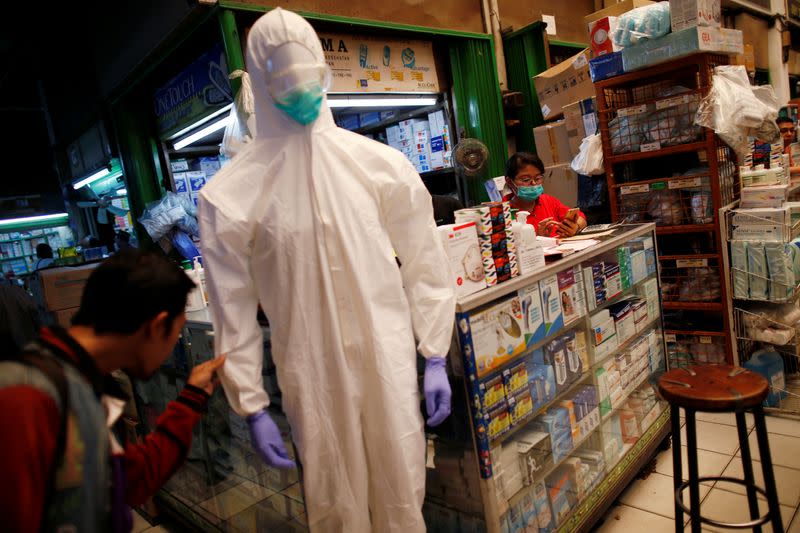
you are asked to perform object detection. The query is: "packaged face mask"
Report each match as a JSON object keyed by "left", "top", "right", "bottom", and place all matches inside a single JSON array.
[{"left": 519, "top": 283, "right": 546, "bottom": 346}]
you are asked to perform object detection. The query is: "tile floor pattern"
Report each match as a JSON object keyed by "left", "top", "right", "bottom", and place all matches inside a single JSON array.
[{"left": 595, "top": 412, "right": 800, "bottom": 533}]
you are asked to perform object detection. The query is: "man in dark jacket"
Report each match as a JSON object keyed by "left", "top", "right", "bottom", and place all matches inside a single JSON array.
[{"left": 0, "top": 249, "right": 226, "bottom": 532}]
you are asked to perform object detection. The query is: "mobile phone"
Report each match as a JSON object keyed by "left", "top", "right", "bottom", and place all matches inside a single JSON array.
[{"left": 565, "top": 208, "right": 580, "bottom": 221}]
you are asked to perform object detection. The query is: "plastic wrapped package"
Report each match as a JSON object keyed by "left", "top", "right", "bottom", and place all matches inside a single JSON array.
[
  {"left": 746, "top": 242, "right": 769, "bottom": 300},
  {"left": 731, "top": 241, "right": 749, "bottom": 299},
  {"left": 689, "top": 341, "right": 726, "bottom": 364},
  {"left": 765, "top": 242, "right": 796, "bottom": 301},
  {"left": 139, "top": 192, "right": 199, "bottom": 240},
  {"left": 570, "top": 133, "right": 604, "bottom": 176},
  {"left": 612, "top": 2, "right": 671, "bottom": 48},
  {"left": 677, "top": 267, "right": 721, "bottom": 302},
  {"left": 647, "top": 190, "right": 684, "bottom": 225},
  {"left": 641, "top": 87, "right": 703, "bottom": 147},
  {"left": 690, "top": 190, "right": 712, "bottom": 224},
  {"left": 609, "top": 115, "right": 644, "bottom": 154},
  {"left": 695, "top": 65, "right": 781, "bottom": 157}
]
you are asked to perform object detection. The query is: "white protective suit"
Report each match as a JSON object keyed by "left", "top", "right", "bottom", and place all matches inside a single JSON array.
[{"left": 198, "top": 8, "right": 456, "bottom": 532}]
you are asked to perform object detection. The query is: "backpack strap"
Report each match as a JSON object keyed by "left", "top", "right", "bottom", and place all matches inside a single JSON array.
[{"left": 14, "top": 346, "right": 69, "bottom": 530}]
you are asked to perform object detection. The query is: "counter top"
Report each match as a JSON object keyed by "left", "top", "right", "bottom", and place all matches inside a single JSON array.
[{"left": 456, "top": 223, "right": 655, "bottom": 313}]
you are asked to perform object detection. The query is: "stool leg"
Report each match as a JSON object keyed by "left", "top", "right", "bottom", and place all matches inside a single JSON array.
[
  {"left": 736, "top": 411, "right": 762, "bottom": 533},
  {"left": 753, "top": 407, "right": 785, "bottom": 533},
  {"left": 685, "top": 410, "right": 701, "bottom": 533},
  {"left": 671, "top": 405, "right": 683, "bottom": 533}
]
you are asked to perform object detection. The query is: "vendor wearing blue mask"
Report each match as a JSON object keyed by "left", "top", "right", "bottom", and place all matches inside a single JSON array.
[{"left": 504, "top": 152, "right": 587, "bottom": 238}]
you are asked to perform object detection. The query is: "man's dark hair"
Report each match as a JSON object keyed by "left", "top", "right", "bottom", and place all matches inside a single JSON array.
[
  {"left": 72, "top": 250, "right": 195, "bottom": 335},
  {"left": 36, "top": 243, "right": 53, "bottom": 259},
  {"left": 777, "top": 116, "right": 795, "bottom": 126},
  {"left": 506, "top": 152, "right": 545, "bottom": 179}
]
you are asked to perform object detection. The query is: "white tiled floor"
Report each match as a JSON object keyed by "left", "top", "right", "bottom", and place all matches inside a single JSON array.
[{"left": 598, "top": 413, "right": 800, "bottom": 532}]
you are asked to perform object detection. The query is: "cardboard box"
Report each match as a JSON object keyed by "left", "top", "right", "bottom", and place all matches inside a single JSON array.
[
  {"left": 563, "top": 97, "right": 598, "bottom": 155},
  {"left": 622, "top": 26, "right": 744, "bottom": 72},
  {"left": 584, "top": 0, "right": 654, "bottom": 25},
  {"left": 53, "top": 306, "right": 79, "bottom": 328},
  {"left": 543, "top": 164, "right": 579, "bottom": 207},
  {"left": 589, "top": 51, "right": 625, "bottom": 82},
  {"left": 588, "top": 16, "right": 620, "bottom": 56},
  {"left": 533, "top": 49, "right": 595, "bottom": 120},
  {"left": 39, "top": 263, "right": 99, "bottom": 311},
  {"left": 670, "top": 0, "right": 721, "bottom": 32},
  {"left": 739, "top": 184, "right": 790, "bottom": 209},
  {"left": 533, "top": 120, "right": 573, "bottom": 166}
]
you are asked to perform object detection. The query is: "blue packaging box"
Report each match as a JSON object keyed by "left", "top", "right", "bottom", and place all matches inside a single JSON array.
[{"left": 589, "top": 52, "right": 624, "bottom": 83}]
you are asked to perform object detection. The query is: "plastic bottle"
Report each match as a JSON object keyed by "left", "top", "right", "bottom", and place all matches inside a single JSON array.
[
  {"left": 511, "top": 211, "right": 543, "bottom": 275},
  {"left": 182, "top": 261, "right": 205, "bottom": 312},
  {"left": 193, "top": 256, "right": 208, "bottom": 306},
  {"left": 744, "top": 348, "right": 787, "bottom": 407}
]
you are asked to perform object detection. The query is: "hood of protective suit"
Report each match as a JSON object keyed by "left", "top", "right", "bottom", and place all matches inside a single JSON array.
[{"left": 246, "top": 8, "right": 335, "bottom": 138}]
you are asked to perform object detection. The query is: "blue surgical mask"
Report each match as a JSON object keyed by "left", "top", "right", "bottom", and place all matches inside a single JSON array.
[
  {"left": 274, "top": 83, "right": 324, "bottom": 125},
  {"left": 517, "top": 184, "right": 544, "bottom": 201}
]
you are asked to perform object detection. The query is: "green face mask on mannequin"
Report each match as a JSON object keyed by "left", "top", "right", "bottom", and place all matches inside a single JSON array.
[
  {"left": 517, "top": 184, "right": 544, "bottom": 201},
  {"left": 274, "top": 83, "right": 324, "bottom": 125}
]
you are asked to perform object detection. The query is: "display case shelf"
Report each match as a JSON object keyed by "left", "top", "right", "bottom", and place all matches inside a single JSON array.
[
  {"left": 606, "top": 141, "right": 708, "bottom": 165},
  {"left": 655, "top": 224, "right": 717, "bottom": 235}
]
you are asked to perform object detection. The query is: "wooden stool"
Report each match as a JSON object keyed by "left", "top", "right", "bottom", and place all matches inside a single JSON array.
[{"left": 657, "top": 365, "right": 783, "bottom": 533}]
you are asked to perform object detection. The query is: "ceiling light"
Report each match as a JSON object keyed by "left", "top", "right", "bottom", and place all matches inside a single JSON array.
[
  {"left": 172, "top": 116, "right": 232, "bottom": 150},
  {"left": 72, "top": 167, "right": 110, "bottom": 190},
  {"left": 0, "top": 213, "right": 69, "bottom": 227}
]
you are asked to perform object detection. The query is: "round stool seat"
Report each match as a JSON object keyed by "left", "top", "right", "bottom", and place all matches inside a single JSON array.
[{"left": 657, "top": 365, "right": 768, "bottom": 412}]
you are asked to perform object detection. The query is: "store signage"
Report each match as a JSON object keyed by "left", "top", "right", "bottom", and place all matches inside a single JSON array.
[
  {"left": 668, "top": 177, "right": 702, "bottom": 189},
  {"left": 319, "top": 33, "right": 439, "bottom": 93},
  {"left": 153, "top": 43, "right": 232, "bottom": 138}
]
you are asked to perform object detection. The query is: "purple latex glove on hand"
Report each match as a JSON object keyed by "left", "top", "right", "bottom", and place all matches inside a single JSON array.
[
  {"left": 246, "top": 410, "right": 296, "bottom": 469},
  {"left": 424, "top": 357, "right": 452, "bottom": 427}
]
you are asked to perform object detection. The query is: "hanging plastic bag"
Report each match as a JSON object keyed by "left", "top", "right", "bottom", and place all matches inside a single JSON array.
[
  {"left": 571, "top": 133, "right": 605, "bottom": 176},
  {"left": 221, "top": 70, "right": 256, "bottom": 158},
  {"left": 139, "top": 192, "right": 199, "bottom": 241},
  {"left": 695, "top": 65, "right": 780, "bottom": 156},
  {"left": 612, "top": 2, "right": 671, "bottom": 48}
]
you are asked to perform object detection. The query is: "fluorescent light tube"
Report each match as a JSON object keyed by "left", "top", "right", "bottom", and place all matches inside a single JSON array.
[
  {"left": 166, "top": 103, "right": 234, "bottom": 141},
  {"left": 172, "top": 116, "right": 232, "bottom": 150},
  {"left": 117, "top": 189, "right": 127, "bottom": 196},
  {"left": 327, "top": 97, "right": 438, "bottom": 109},
  {"left": 0, "top": 213, "right": 69, "bottom": 227},
  {"left": 73, "top": 167, "right": 110, "bottom": 190}
]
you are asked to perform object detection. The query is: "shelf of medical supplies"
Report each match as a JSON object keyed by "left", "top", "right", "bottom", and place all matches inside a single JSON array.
[
  {"left": 605, "top": 141, "right": 708, "bottom": 166},
  {"left": 0, "top": 234, "right": 57, "bottom": 245},
  {"left": 456, "top": 224, "right": 656, "bottom": 313},
  {"left": 504, "top": 423, "right": 602, "bottom": 508},
  {"left": 0, "top": 255, "right": 29, "bottom": 261},
  {"left": 491, "top": 372, "right": 595, "bottom": 446},
  {"left": 420, "top": 167, "right": 455, "bottom": 179},
  {"left": 732, "top": 283, "right": 800, "bottom": 304},
  {"left": 654, "top": 223, "right": 717, "bottom": 235},
  {"left": 476, "top": 272, "right": 658, "bottom": 388},
  {"left": 591, "top": 320, "right": 662, "bottom": 371},
  {"left": 662, "top": 301, "right": 724, "bottom": 311},
  {"left": 348, "top": 102, "right": 445, "bottom": 135},
  {"left": 599, "top": 372, "right": 653, "bottom": 422}
]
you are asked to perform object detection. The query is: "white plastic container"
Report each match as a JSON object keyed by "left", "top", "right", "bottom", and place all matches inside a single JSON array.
[
  {"left": 193, "top": 256, "right": 209, "bottom": 306},
  {"left": 184, "top": 263, "right": 205, "bottom": 312}
]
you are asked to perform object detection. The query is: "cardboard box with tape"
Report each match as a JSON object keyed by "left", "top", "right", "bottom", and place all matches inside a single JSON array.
[
  {"left": 563, "top": 98, "right": 598, "bottom": 156},
  {"left": 533, "top": 49, "right": 595, "bottom": 120},
  {"left": 534, "top": 121, "right": 573, "bottom": 166},
  {"left": 584, "top": 0, "right": 654, "bottom": 26},
  {"left": 544, "top": 164, "right": 580, "bottom": 207},
  {"left": 38, "top": 263, "right": 98, "bottom": 312}
]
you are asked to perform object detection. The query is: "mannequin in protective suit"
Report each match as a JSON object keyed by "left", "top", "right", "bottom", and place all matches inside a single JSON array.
[{"left": 198, "top": 8, "right": 456, "bottom": 532}]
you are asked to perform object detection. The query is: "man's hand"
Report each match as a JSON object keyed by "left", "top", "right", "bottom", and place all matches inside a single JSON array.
[
  {"left": 537, "top": 217, "right": 555, "bottom": 236},
  {"left": 556, "top": 218, "right": 580, "bottom": 238},
  {"left": 187, "top": 356, "right": 226, "bottom": 395}
]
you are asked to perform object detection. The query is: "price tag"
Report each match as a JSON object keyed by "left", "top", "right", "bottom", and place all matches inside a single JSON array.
[
  {"left": 655, "top": 94, "right": 691, "bottom": 110},
  {"left": 541, "top": 104, "right": 551, "bottom": 117},
  {"left": 618, "top": 104, "right": 648, "bottom": 117},
  {"left": 665, "top": 334, "right": 677, "bottom": 343},
  {"left": 640, "top": 141, "right": 662, "bottom": 152},
  {"left": 620, "top": 184, "right": 650, "bottom": 195},
  {"left": 676, "top": 259, "right": 708, "bottom": 268},
  {"left": 668, "top": 177, "right": 703, "bottom": 190},
  {"left": 699, "top": 336, "right": 713, "bottom": 344}
]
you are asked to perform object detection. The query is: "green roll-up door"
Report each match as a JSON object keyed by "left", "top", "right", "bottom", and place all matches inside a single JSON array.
[
  {"left": 449, "top": 37, "right": 508, "bottom": 204},
  {"left": 503, "top": 22, "right": 549, "bottom": 154}
]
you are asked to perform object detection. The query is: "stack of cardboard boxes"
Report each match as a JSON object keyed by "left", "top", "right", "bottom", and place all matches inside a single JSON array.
[{"left": 33, "top": 263, "right": 99, "bottom": 326}]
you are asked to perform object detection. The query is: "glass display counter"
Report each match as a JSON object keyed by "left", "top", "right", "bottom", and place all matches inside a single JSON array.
[{"left": 133, "top": 223, "right": 670, "bottom": 532}]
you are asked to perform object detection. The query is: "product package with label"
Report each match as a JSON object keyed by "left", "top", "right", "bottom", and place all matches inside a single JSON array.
[
  {"left": 540, "top": 274, "right": 565, "bottom": 336},
  {"left": 589, "top": 16, "right": 620, "bottom": 56},
  {"left": 589, "top": 51, "right": 625, "bottom": 82},
  {"left": 516, "top": 430, "right": 555, "bottom": 486},
  {"left": 546, "top": 467, "right": 578, "bottom": 526},
  {"left": 438, "top": 222, "right": 487, "bottom": 296},
  {"left": 541, "top": 336, "right": 570, "bottom": 393},
  {"left": 609, "top": 300, "right": 636, "bottom": 344},
  {"left": 519, "top": 283, "right": 546, "bottom": 346},
  {"left": 532, "top": 481, "right": 555, "bottom": 532},
  {"left": 622, "top": 26, "right": 743, "bottom": 72},
  {"left": 669, "top": 0, "right": 721, "bottom": 32},
  {"left": 527, "top": 358, "right": 558, "bottom": 410},
  {"left": 479, "top": 374, "right": 507, "bottom": 411},
  {"left": 557, "top": 267, "right": 588, "bottom": 327},
  {"left": 534, "top": 407, "right": 575, "bottom": 463},
  {"left": 740, "top": 184, "right": 789, "bottom": 209},
  {"left": 468, "top": 294, "right": 527, "bottom": 377},
  {"left": 503, "top": 360, "right": 530, "bottom": 397},
  {"left": 746, "top": 242, "right": 769, "bottom": 300}
]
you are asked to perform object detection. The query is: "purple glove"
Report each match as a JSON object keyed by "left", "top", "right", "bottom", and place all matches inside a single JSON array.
[
  {"left": 424, "top": 357, "right": 452, "bottom": 427},
  {"left": 246, "top": 410, "right": 296, "bottom": 469}
]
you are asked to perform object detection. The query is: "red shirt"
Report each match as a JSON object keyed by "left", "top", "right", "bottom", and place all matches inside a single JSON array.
[
  {"left": 0, "top": 327, "right": 208, "bottom": 531},
  {"left": 504, "top": 193, "right": 585, "bottom": 237}
]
